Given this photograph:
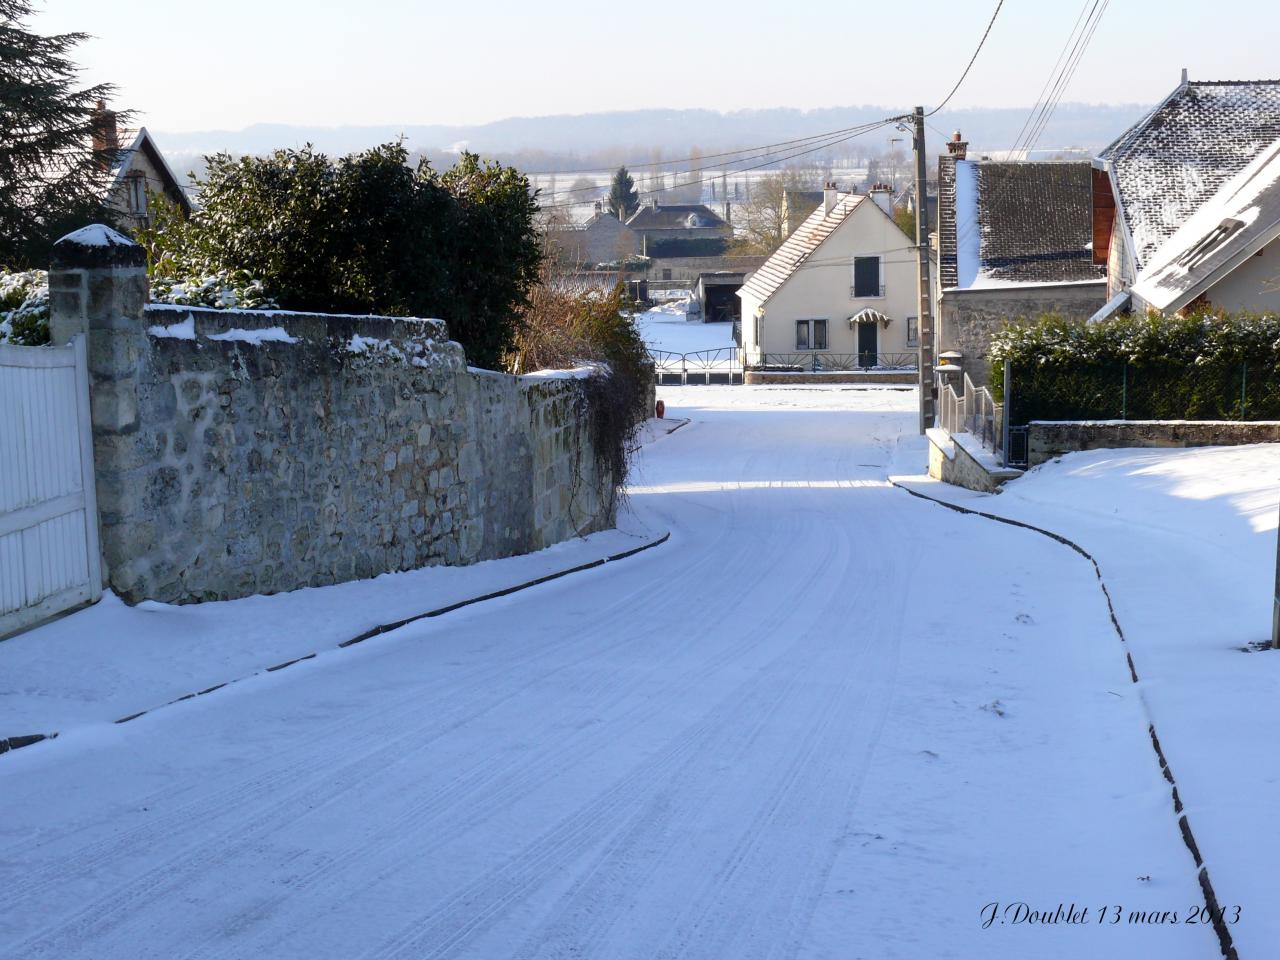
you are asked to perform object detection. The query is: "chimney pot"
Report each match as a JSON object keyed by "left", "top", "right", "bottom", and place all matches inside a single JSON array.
[{"left": 823, "top": 183, "right": 839, "bottom": 216}]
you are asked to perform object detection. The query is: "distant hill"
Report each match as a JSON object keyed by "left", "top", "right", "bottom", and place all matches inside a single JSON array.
[{"left": 154, "top": 102, "right": 1153, "bottom": 180}]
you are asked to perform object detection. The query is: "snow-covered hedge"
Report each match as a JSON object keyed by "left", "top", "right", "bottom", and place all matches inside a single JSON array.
[
  {"left": 0, "top": 269, "right": 50, "bottom": 346},
  {"left": 150, "top": 271, "right": 278, "bottom": 310},
  {"left": 990, "top": 311, "right": 1280, "bottom": 368},
  {"left": 991, "top": 312, "right": 1280, "bottom": 421}
]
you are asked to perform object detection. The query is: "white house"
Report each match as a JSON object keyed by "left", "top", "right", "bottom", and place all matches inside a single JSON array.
[
  {"left": 1093, "top": 75, "right": 1280, "bottom": 316},
  {"left": 737, "top": 185, "right": 918, "bottom": 368}
]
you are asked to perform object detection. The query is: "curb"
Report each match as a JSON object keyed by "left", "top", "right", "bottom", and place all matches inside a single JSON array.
[
  {"left": 890, "top": 479, "right": 1239, "bottom": 960},
  {"left": 0, "top": 529, "right": 671, "bottom": 761}
]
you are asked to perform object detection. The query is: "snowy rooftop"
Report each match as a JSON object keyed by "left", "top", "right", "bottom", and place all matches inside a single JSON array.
[
  {"left": 1100, "top": 79, "right": 1280, "bottom": 271},
  {"left": 949, "top": 160, "right": 1104, "bottom": 288},
  {"left": 1132, "top": 133, "right": 1280, "bottom": 311},
  {"left": 738, "top": 194, "right": 866, "bottom": 306}
]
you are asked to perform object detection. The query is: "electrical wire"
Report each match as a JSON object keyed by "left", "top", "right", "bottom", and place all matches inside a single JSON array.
[
  {"left": 925, "top": 0, "right": 1006, "bottom": 116},
  {"left": 537, "top": 119, "right": 899, "bottom": 211}
]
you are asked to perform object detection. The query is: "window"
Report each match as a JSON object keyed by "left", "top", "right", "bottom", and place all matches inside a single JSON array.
[
  {"left": 662, "top": 269, "right": 672, "bottom": 281},
  {"left": 852, "top": 256, "right": 882, "bottom": 298},
  {"left": 127, "top": 175, "right": 147, "bottom": 215},
  {"left": 795, "top": 319, "right": 827, "bottom": 350},
  {"left": 754, "top": 313, "right": 762, "bottom": 348},
  {"left": 813, "top": 318, "right": 828, "bottom": 350},
  {"left": 906, "top": 315, "right": 919, "bottom": 346}
]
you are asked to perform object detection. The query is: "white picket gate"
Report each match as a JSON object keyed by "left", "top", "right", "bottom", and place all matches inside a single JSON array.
[{"left": 0, "top": 335, "right": 101, "bottom": 638}]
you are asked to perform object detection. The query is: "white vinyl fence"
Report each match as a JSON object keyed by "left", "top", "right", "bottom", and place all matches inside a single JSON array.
[{"left": 0, "top": 336, "right": 101, "bottom": 637}]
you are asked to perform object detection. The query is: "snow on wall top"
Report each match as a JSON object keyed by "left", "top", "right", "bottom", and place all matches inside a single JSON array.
[
  {"left": 58, "top": 224, "right": 135, "bottom": 248},
  {"left": 1101, "top": 80, "right": 1280, "bottom": 271}
]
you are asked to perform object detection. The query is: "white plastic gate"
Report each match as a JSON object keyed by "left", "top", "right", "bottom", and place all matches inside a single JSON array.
[{"left": 0, "top": 335, "right": 101, "bottom": 638}]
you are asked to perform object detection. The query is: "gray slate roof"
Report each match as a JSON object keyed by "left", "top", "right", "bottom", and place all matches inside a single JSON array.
[
  {"left": 1101, "top": 80, "right": 1280, "bottom": 270},
  {"left": 972, "top": 161, "right": 1103, "bottom": 284},
  {"left": 1132, "top": 135, "right": 1280, "bottom": 312},
  {"left": 626, "top": 204, "right": 727, "bottom": 230}
]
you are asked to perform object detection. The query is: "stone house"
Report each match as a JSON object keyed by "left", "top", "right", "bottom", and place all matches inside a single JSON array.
[
  {"left": 737, "top": 185, "right": 918, "bottom": 366},
  {"left": 1092, "top": 74, "right": 1280, "bottom": 317},
  {"left": 546, "top": 204, "right": 638, "bottom": 265},
  {"left": 92, "top": 101, "right": 191, "bottom": 233},
  {"left": 935, "top": 134, "right": 1106, "bottom": 386},
  {"left": 626, "top": 202, "right": 732, "bottom": 256}
]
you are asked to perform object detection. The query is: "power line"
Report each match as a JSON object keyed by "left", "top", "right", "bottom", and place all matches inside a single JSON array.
[
  {"left": 534, "top": 120, "right": 895, "bottom": 203},
  {"left": 1018, "top": 0, "right": 1110, "bottom": 157},
  {"left": 524, "top": 119, "right": 910, "bottom": 181},
  {"left": 1008, "top": 0, "right": 1095, "bottom": 158},
  {"left": 925, "top": 0, "right": 1006, "bottom": 116},
  {"left": 537, "top": 119, "right": 899, "bottom": 211}
]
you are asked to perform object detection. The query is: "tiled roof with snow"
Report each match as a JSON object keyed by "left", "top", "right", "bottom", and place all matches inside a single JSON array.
[
  {"left": 626, "top": 204, "right": 727, "bottom": 230},
  {"left": 1131, "top": 134, "right": 1280, "bottom": 312},
  {"left": 738, "top": 194, "right": 865, "bottom": 306},
  {"left": 1101, "top": 80, "right": 1280, "bottom": 271},
  {"left": 943, "top": 159, "right": 1103, "bottom": 289},
  {"left": 972, "top": 161, "right": 1103, "bottom": 285}
]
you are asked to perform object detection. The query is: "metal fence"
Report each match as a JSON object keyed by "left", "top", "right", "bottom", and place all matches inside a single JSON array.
[
  {"left": 753, "top": 352, "right": 918, "bottom": 372},
  {"left": 939, "top": 373, "right": 1005, "bottom": 460},
  {"left": 650, "top": 348, "right": 744, "bottom": 385}
]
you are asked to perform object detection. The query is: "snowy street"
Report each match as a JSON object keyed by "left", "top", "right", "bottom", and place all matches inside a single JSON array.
[{"left": 0, "top": 386, "right": 1221, "bottom": 959}]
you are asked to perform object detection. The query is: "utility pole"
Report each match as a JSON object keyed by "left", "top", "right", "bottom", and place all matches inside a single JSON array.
[{"left": 912, "top": 106, "right": 936, "bottom": 434}]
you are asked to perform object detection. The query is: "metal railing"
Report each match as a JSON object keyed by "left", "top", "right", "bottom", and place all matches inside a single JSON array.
[
  {"left": 752, "top": 352, "right": 918, "bottom": 372},
  {"left": 648, "top": 347, "right": 744, "bottom": 385},
  {"left": 939, "top": 373, "right": 1005, "bottom": 461}
]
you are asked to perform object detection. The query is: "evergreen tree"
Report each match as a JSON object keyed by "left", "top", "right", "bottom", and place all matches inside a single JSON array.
[
  {"left": 606, "top": 166, "right": 639, "bottom": 220},
  {"left": 0, "top": 0, "right": 122, "bottom": 267}
]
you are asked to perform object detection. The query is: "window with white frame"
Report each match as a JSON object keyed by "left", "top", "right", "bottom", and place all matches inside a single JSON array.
[
  {"left": 813, "top": 318, "right": 828, "bottom": 350},
  {"left": 906, "top": 315, "right": 919, "bottom": 346},
  {"left": 795, "top": 319, "right": 809, "bottom": 350},
  {"left": 852, "top": 256, "right": 882, "bottom": 298}
]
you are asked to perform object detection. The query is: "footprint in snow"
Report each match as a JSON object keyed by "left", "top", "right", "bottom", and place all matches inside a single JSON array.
[
  {"left": 1015, "top": 613, "right": 1035, "bottom": 625},
  {"left": 980, "top": 699, "right": 1007, "bottom": 718}
]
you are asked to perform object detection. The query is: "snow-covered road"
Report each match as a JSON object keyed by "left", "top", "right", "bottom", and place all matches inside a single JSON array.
[{"left": 0, "top": 386, "right": 1217, "bottom": 959}]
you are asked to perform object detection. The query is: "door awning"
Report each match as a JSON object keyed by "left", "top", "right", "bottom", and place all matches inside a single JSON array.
[{"left": 849, "top": 308, "right": 892, "bottom": 327}]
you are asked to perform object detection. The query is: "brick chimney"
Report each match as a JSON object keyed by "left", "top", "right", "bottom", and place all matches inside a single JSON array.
[
  {"left": 947, "top": 130, "right": 968, "bottom": 161},
  {"left": 823, "top": 181, "right": 839, "bottom": 215},
  {"left": 91, "top": 99, "right": 119, "bottom": 165}
]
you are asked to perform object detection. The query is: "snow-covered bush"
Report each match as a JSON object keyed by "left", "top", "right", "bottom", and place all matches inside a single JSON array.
[
  {"left": 150, "top": 271, "right": 278, "bottom": 310},
  {"left": 0, "top": 269, "right": 50, "bottom": 345},
  {"left": 990, "top": 311, "right": 1280, "bottom": 420}
]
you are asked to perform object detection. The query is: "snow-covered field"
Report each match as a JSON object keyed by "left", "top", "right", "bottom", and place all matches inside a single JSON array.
[
  {"left": 633, "top": 300, "right": 735, "bottom": 356},
  {"left": 896, "top": 442, "right": 1280, "bottom": 959},
  {"left": 0, "top": 385, "right": 1227, "bottom": 959}
]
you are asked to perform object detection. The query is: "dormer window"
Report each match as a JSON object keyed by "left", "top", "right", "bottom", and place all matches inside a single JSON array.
[
  {"left": 686, "top": 214, "right": 702, "bottom": 228},
  {"left": 1176, "top": 217, "right": 1245, "bottom": 270}
]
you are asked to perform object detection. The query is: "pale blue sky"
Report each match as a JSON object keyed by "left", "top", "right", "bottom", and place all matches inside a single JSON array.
[{"left": 30, "top": 0, "right": 1280, "bottom": 131}]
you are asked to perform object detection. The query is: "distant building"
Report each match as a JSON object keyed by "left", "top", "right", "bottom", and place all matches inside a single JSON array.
[
  {"left": 546, "top": 204, "right": 638, "bottom": 265},
  {"left": 935, "top": 132, "right": 1106, "bottom": 385},
  {"left": 1093, "top": 75, "right": 1280, "bottom": 317},
  {"left": 738, "top": 185, "right": 919, "bottom": 367},
  {"left": 92, "top": 101, "right": 191, "bottom": 233},
  {"left": 782, "top": 189, "right": 823, "bottom": 237},
  {"left": 626, "top": 202, "right": 732, "bottom": 256}
]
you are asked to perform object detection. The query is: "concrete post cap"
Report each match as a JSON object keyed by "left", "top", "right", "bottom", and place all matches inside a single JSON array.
[{"left": 51, "top": 224, "right": 146, "bottom": 269}]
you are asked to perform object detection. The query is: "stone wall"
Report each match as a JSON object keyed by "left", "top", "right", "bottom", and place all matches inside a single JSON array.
[
  {"left": 926, "top": 428, "right": 1022, "bottom": 493},
  {"left": 938, "top": 282, "right": 1107, "bottom": 388},
  {"left": 49, "top": 228, "right": 614, "bottom": 604},
  {"left": 1027, "top": 420, "right": 1280, "bottom": 467}
]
